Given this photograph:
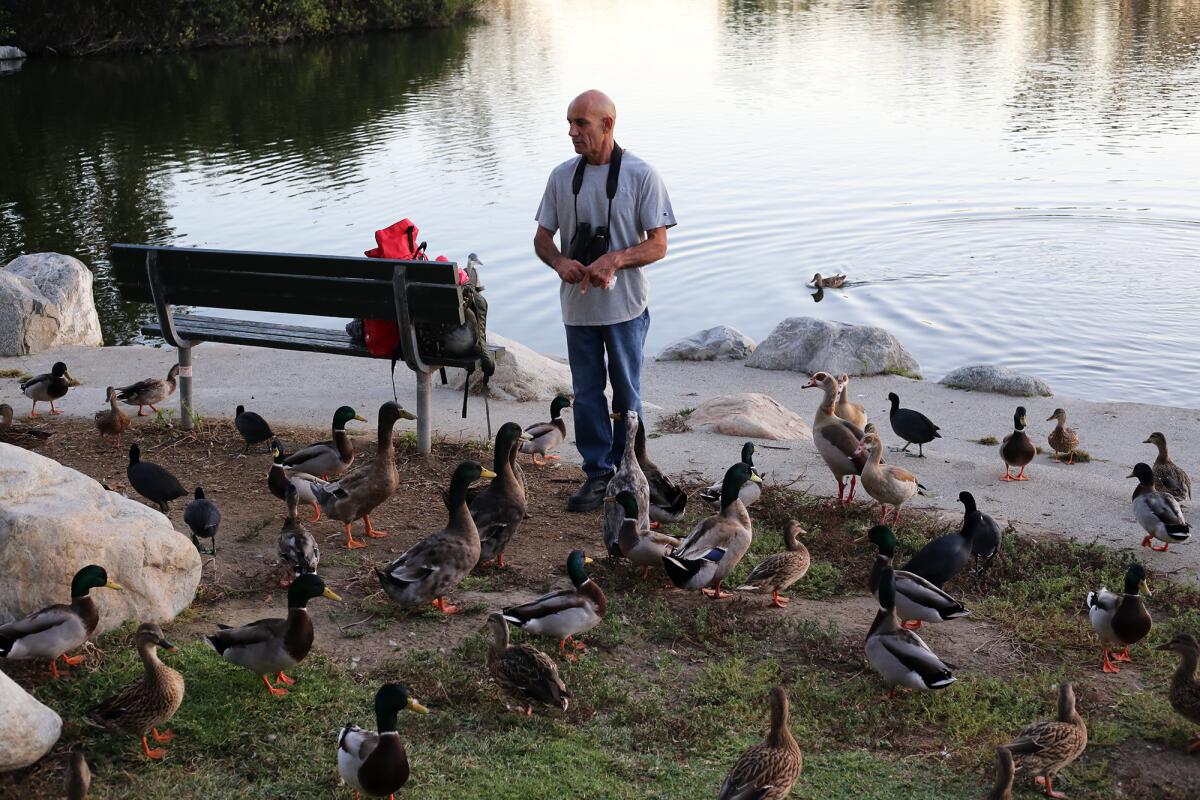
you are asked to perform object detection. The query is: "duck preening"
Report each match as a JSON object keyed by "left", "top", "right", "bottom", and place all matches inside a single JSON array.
[
  {"left": 21, "top": 361, "right": 72, "bottom": 417},
  {"left": 886, "top": 392, "right": 940, "bottom": 457},
  {"left": 486, "top": 613, "right": 571, "bottom": 715},
  {"left": 116, "top": 363, "right": 179, "bottom": 416},
  {"left": 663, "top": 462, "right": 760, "bottom": 599},
  {"left": 1000, "top": 683, "right": 1087, "bottom": 800},
  {"left": 1000, "top": 406, "right": 1036, "bottom": 482},
  {"left": 336, "top": 683, "right": 428, "bottom": 799},
  {"left": 84, "top": 623, "right": 184, "bottom": 760},
  {"left": 716, "top": 686, "right": 803, "bottom": 800},
  {"left": 1086, "top": 562, "right": 1152, "bottom": 673},
  {"left": 0, "top": 565, "right": 121, "bottom": 678},
  {"left": 1129, "top": 462, "right": 1191, "bottom": 551}
]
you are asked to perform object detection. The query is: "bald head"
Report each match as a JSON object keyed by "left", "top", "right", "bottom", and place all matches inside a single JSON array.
[{"left": 567, "top": 90, "right": 617, "bottom": 165}]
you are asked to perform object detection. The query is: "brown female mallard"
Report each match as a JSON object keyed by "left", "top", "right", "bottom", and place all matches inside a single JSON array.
[
  {"left": 312, "top": 402, "right": 415, "bottom": 549},
  {"left": 65, "top": 750, "right": 90, "bottom": 800},
  {"left": 1156, "top": 633, "right": 1200, "bottom": 754},
  {"left": 1046, "top": 408, "right": 1080, "bottom": 464},
  {"left": 1086, "top": 562, "right": 1151, "bottom": 673},
  {"left": 809, "top": 272, "right": 846, "bottom": 289},
  {"left": 1001, "top": 683, "right": 1087, "bottom": 799},
  {"left": 485, "top": 613, "right": 570, "bottom": 715},
  {"left": 717, "top": 686, "right": 803, "bottom": 800},
  {"left": 94, "top": 387, "right": 130, "bottom": 447},
  {"left": 473, "top": 421, "right": 531, "bottom": 568},
  {"left": 116, "top": 363, "right": 178, "bottom": 416},
  {"left": 737, "top": 520, "right": 811, "bottom": 608},
  {"left": 84, "top": 623, "right": 185, "bottom": 760},
  {"left": 1144, "top": 432, "right": 1192, "bottom": 501}
]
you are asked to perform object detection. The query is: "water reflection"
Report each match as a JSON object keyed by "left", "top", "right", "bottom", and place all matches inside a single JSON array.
[{"left": 2, "top": 1, "right": 1200, "bottom": 406}]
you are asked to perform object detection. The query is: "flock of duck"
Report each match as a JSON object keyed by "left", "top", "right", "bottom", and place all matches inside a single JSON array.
[{"left": 1, "top": 359, "right": 1198, "bottom": 799}]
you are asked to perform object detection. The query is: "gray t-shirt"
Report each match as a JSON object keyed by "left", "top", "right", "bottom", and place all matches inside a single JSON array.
[{"left": 535, "top": 149, "right": 676, "bottom": 326}]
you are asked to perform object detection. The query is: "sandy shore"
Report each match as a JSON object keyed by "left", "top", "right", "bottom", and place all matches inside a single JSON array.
[{"left": 3, "top": 342, "right": 1196, "bottom": 582}]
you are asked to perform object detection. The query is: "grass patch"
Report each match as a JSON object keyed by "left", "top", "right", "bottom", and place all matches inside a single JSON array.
[
  {"left": 654, "top": 407, "right": 694, "bottom": 434},
  {"left": 973, "top": 435, "right": 999, "bottom": 445},
  {"left": 0, "top": 367, "right": 33, "bottom": 381}
]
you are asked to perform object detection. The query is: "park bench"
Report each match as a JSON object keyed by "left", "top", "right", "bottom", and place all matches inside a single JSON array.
[{"left": 109, "top": 243, "right": 500, "bottom": 454}]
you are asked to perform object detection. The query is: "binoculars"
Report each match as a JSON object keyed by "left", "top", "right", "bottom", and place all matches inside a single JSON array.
[{"left": 569, "top": 222, "right": 611, "bottom": 266}]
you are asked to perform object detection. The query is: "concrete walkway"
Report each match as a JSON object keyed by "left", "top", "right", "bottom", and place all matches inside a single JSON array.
[{"left": 3, "top": 342, "right": 1197, "bottom": 583}]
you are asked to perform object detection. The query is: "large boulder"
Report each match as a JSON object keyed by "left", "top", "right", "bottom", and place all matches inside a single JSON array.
[
  {"left": 0, "top": 253, "right": 103, "bottom": 355},
  {"left": 0, "top": 443, "right": 201, "bottom": 634},
  {"left": 447, "top": 332, "right": 573, "bottom": 402},
  {"left": 940, "top": 365, "right": 1052, "bottom": 397},
  {"left": 745, "top": 317, "right": 921, "bottom": 378},
  {"left": 688, "top": 393, "right": 812, "bottom": 440},
  {"left": 0, "top": 669, "right": 61, "bottom": 772},
  {"left": 657, "top": 325, "right": 756, "bottom": 362},
  {"left": 0, "top": 46, "right": 26, "bottom": 60}
]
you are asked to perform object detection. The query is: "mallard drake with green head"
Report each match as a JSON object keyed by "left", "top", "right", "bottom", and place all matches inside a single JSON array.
[
  {"left": 1087, "top": 562, "right": 1152, "bottom": 673},
  {"left": 268, "top": 441, "right": 326, "bottom": 522},
  {"left": 84, "top": 623, "right": 184, "bottom": 760},
  {"left": 486, "top": 613, "right": 571, "bottom": 715},
  {"left": 1000, "top": 406, "right": 1035, "bottom": 481},
  {"left": 737, "top": 520, "right": 810, "bottom": 608},
  {"left": 21, "top": 361, "right": 72, "bottom": 417},
  {"left": 717, "top": 686, "right": 803, "bottom": 800},
  {"left": 612, "top": 491, "right": 680, "bottom": 581},
  {"left": 376, "top": 461, "right": 493, "bottom": 615},
  {"left": 603, "top": 411, "right": 650, "bottom": 556},
  {"left": 337, "top": 682, "right": 429, "bottom": 798},
  {"left": 127, "top": 443, "right": 187, "bottom": 514},
  {"left": 502, "top": 549, "right": 605, "bottom": 660},
  {"left": 521, "top": 394, "right": 571, "bottom": 465},
  {"left": 0, "top": 565, "right": 121, "bottom": 678},
  {"left": 632, "top": 421, "right": 688, "bottom": 525},
  {"left": 700, "top": 442, "right": 762, "bottom": 508},
  {"left": 1001, "top": 683, "right": 1087, "bottom": 799},
  {"left": 864, "top": 567, "right": 955, "bottom": 696},
  {"left": 116, "top": 364, "right": 178, "bottom": 416},
  {"left": 663, "top": 462, "right": 761, "bottom": 599},
  {"left": 205, "top": 573, "right": 341, "bottom": 695},
  {"left": 234, "top": 404, "right": 274, "bottom": 452},
  {"left": 869, "top": 525, "right": 969, "bottom": 630},
  {"left": 1144, "top": 432, "right": 1192, "bottom": 501},
  {"left": 94, "top": 386, "right": 130, "bottom": 447},
  {"left": 1156, "top": 633, "right": 1200, "bottom": 754},
  {"left": 1129, "top": 462, "right": 1191, "bottom": 551},
  {"left": 473, "top": 421, "right": 531, "bottom": 568},
  {"left": 278, "top": 483, "right": 319, "bottom": 585},
  {"left": 312, "top": 402, "right": 415, "bottom": 549},
  {"left": 283, "top": 405, "right": 367, "bottom": 479}
]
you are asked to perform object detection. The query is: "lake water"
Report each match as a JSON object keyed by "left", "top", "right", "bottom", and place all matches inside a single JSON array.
[{"left": 3, "top": 0, "right": 1200, "bottom": 407}]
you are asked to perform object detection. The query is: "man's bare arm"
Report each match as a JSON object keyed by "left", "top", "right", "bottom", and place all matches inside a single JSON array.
[
  {"left": 585, "top": 226, "right": 669, "bottom": 289},
  {"left": 534, "top": 225, "right": 587, "bottom": 284}
]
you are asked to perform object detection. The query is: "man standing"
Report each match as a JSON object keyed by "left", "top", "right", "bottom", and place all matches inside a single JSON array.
[{"left": 534, "top": 89, "right": 676, "bottom": 512}]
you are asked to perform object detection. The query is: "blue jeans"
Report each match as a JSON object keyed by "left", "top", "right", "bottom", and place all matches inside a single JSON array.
[{"left": 564, "top": 308, "right": 650, "bottom": 478}]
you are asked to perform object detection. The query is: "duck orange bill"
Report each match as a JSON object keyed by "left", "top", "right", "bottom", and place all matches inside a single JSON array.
[
  {"left": 407, "top": 697, "right": 430, "bottom": 714},
  {"left": 480, "top": 468, "right": 498, "bottom": 479}
]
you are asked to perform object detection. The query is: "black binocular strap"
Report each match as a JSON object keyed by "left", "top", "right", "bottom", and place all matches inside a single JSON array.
[{"left": 571, "top": 141, "right": 622, "bottom": 247}]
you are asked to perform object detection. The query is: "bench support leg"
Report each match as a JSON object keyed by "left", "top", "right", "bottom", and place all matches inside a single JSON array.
[
  {"left": 178, "top": 345, "right": 193, "bottom": 431},
  {"left": 415, "top": 368, "right": 432, "bottom": 455}
]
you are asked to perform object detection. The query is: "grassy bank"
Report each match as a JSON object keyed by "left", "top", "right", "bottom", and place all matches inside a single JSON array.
[
  {"left": 0, "top": 0, "right": 478, "bottom": 56},
  {"left": 2, "top": 419, "right": 1199, "bottom": 798}
]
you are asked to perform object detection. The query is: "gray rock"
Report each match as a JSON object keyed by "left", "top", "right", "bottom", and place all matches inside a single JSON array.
[
  {"left": 447, "top": 332, "right": 573, "bottom": 402},
  {"left": 745, "top": 317, "right": 921, "bottom": 378},
  {"left": 689, "top": 393, "right": 811, "bottom": 440},
  {"left": 0, "top": 669, "right": 61, "bottom": 772},
  {"left": 939, "top": 365, "right": 1053, "bottom": 397},
  {"left": 0, "top": 443, "right": 202, "bottom": 636},
  {"left": 657, "top": 325, "right": 756, "bottom": 362},
  {"left": 0, "top": 253, "right": 103, "bottom": 355},
  {"left": 0, "top": 46, "right": 26, "bottom": 60}
]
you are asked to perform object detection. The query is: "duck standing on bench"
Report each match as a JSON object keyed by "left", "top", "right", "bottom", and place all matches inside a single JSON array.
[
  {"left": 116, "top": 364, "right": 179, "bottom": 417},
  {"left": 311, "top": 402, "right": 415, "bottom": 549}
]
